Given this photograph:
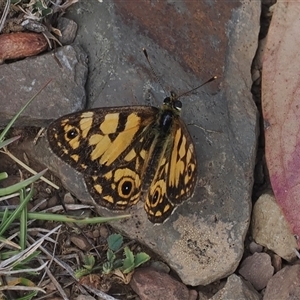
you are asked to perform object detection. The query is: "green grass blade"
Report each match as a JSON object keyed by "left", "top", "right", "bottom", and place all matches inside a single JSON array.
[
  {"left": 14, "top": 290, "right": 38, "bottom": 300},
  {"left": 0, "top": 172, "right": 8, "bottom": 180},
  {"left": 0, "top": 208, "right": 9, "bottom": 227},
  {"left": 0, "top": 169, "right": 47, "bottom": 196},
  {"left": 19, "top": 189, "right": 29, "bottom": 250},
  {"left": 0, "top": 136, "right": 20, "bottom": 149},
  {"left": 0, "top": 211, "right": 130, "bottom": 224},
  {"left": 0, "top": 188, "right": 34, "bottom": 236}
]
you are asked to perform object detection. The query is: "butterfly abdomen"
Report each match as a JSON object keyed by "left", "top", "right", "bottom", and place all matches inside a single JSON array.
[{"left": 141, "top": 109, "right": 176, "bottom": 190}]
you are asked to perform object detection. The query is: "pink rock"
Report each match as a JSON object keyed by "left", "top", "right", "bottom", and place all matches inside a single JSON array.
[
  {"left": 264, "top": 264, "right": 300, "bottom": 300},
  {"left": 130, "top": 267, "right": 193, "bottom": 300},
  {"left": 238, "top": 252, "right": 274, "bottom": 290}
]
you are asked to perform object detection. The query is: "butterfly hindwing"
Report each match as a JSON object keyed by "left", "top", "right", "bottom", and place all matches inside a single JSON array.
[
  {"left": 166, "top": 120, "right": 198, "bottom": 202},
  {"left": 144, "top": 119, "right": 197, "bottom": 223}
]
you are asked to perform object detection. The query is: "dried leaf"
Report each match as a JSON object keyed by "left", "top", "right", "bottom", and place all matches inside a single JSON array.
[{"left": 262, "top": 1, "right": 300, "bottom": 246}]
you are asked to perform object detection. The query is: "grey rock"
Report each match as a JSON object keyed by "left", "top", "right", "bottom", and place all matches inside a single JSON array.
[
  {"left": 57, "top": 17, "right": 78, "bottom": 45},
  {"left": 0, "top": 44, "right": 87, "bottom": 127},
  {"left": 149, "top": 260, "right": 170, "bottom": 274},
  {"left": 270, "top": 253, "right": 282, "bottom": 273},
  {"left": 25, "top": 0, "right": 259, "bottom": 286},
  {"left": 249, "top": 241, "right": 264, "bottom": 254},
  {"left": 211, "top": 274, "right": 261, "bottom": 300}
]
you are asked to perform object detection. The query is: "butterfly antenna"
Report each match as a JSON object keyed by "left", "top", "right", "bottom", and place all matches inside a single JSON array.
[
  {"left": 143, "top": 48, "right": 167, "bottom": 95},
  {"left": 177, "top": 76, "right": 217, "bottom": 99}
]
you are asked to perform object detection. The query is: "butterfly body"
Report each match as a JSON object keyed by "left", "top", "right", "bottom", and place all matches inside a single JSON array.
[{"left": 47, "top": 92, "right": 197, "bottom": 223}]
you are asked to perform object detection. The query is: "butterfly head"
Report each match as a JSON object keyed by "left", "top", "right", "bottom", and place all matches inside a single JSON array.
[{"left": 163, "top": 91, "right": 182, "bottom": 115}]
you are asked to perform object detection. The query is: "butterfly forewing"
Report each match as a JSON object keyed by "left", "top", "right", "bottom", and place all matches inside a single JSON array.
[{"left": 48, "top": 106, "right": 158, "bottom": 209}]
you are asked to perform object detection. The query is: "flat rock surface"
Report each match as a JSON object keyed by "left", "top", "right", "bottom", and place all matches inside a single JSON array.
[
  {"left": 19, "top": 0, "right": 259, "bottom": 286},
  {"left": 0, "top": 45, "right": 87, "bottom": 127}
]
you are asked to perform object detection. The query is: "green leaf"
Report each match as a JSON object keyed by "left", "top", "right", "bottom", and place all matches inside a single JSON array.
[
  {"left": 107, "top": 233, "right": 123, "bottom": 251},
  {"left": 41, "top": 7, "right": 53, "bottom": 17},
  {"left": 18, "top": 277, "right": 35, "bottom": 286},
  {"left": 113, "top": 258, "right": 123, "bottom": 269},
  {"left": 83, "top": 255, "right": 95, "bottom": 270},
  {"left": 122, "top": 246, "right": 135, "bottom": 274},
  {"left": 134, "top": 252, "right": 150, "bottom": 268},
  {"left": 106, "top": 248, "right": 116, "bottom": 262},
  {"left": 102, "top": 261, "right": 113, "bottom": 274},
  {"left": 75, "top": 267, "right": 91, "bottom": 279},
  {"left": 37, "top": 0, "right": 48, "bottom": 9}
]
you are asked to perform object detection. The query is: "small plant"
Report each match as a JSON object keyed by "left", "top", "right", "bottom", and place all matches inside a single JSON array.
[
  {"left": 75, "top": 233, "right": 150, "bottom": 282},
  {"left": 105, "top": 233, "right": 150, "bottom": 275},
  {"left": 0, "top": 82, "right": 53, "bottom": 299},
  {"left": 13, "top": 0, "right": 77, "bottom": 21}
]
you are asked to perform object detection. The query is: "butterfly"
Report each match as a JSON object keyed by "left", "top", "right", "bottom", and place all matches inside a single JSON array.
[{"left": 47, "top": 89, "right": 199, "bottom": 223}]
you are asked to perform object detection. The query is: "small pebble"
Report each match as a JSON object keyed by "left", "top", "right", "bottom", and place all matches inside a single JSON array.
[
  {"left": 249, "top": 241, "right": 263, "bottom": 254},
  {"left": 64, "top": 192, "right": 75, "bottom": 204},
  {"left": 92, "top": 229, "right": 100, "bottom": 239},
  {"left": 271, "top": 253, "right": 282, "bottom": 273},
  {"left": 70, "top": 235, "right": 90, "bottom": 251},
  {"left": 99, "top": 225, "right": 109, "bottom": 239}
]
